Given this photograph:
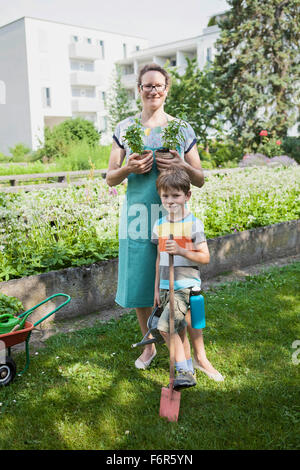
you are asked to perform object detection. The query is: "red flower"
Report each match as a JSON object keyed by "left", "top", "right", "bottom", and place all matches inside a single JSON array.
[
  {"left": 276, "top": 140, "right": 282, "bottom": 145},
  {"left": 259, "top": 130, "right": 268, "bottom": 136}
]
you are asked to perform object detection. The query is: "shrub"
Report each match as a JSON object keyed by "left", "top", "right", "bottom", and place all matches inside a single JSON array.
[
  {"left": 9, "top": 143, "right": 31, "bottom": 161},
  {"left": 0, "top": 152, "right": 10, "bottom": 162},
  {"left": 54, "top": 140, "right": 111, "bottom": 171},
  {"left": 281, "top": 136, "right": 300, "bottom": 164},
  {"left": 204, "top": 139, "right": 242, "bottom": 167},
  {"left": 38, "top": 118, "right": 101, "bottom": 161},
  {"left": 0, "top": 293, "right": 23, "bottom": 316}
]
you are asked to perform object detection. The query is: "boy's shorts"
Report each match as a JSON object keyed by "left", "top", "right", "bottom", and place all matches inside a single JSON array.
[{"left": 157, "top": 288, "right": 190, "bottom": 334}]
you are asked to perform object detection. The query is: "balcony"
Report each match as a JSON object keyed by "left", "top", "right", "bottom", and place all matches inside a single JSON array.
[
  {"left": 69, "top": 43, "right": 101, "bottom": 60},
  {"left": 70, "top": 72, "right": 104, "bottom": 87},
  {"left": 121, "top": 73, "right": 137, "bottom": 88},
  {"left": 71, "top": 98, "right": 104, "bottom": 113}
]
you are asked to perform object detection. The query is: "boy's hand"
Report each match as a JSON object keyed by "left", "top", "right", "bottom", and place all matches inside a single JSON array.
[{"left": 165, "top": 239, "right": 182, "bottom": 256}]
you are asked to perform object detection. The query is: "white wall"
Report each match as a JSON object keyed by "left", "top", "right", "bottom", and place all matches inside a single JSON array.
[
  {"left": 0, "top": 17, "right": 149, "bottom": 152},
  {"left": 0, "top": 19, "right": 32, "bottom": 155},
  {"left": 24, "top": 18, "right": 74, "bottom": 149}
]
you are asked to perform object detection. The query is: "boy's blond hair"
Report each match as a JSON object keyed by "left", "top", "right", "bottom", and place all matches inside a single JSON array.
[{"left": 156, "top": 168, "right": 191, "bottom": 195}]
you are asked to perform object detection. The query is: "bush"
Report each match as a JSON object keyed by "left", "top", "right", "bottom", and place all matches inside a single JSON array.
[
  {"left": 0, "top": 293, "right": 23, "bottom": 316},
  {"left": 9, "top": 143, "right": 31, "bottom": 161},
  {"left": 54, "top": 140, "right": 111, "bottom": 171},
  {"left": 38, "top": 118, "right": 101, "bottom": 161},
  {"left": 201, "top": 139, "right": 242, "bottom": 167},
  {"left": 0, "top": 152, "right": 10, "bottom": 162},
  {"left": 281, "top": 136, "right": 300, "bottom": 164}
]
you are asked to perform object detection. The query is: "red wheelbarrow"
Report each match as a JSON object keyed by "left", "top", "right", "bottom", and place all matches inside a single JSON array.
[{"left": 0, "top": 293, "right": 71, "bottom": 386}]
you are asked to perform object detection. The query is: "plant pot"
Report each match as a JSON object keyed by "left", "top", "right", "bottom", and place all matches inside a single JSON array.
[
  {"left": 155, "top": 148, "right": 174, "bottom": 171},
  {"left": 155, "top": 148, "right": 174, "bottom": 160},
  {"left": 133, "top": 150, "right": 153, "bottom": 174},
  {"left": 134, "top": 150, "right": 152, "bottom": 161}
]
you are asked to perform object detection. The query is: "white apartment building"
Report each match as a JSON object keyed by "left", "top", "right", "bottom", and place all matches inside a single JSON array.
[
  {"left": 117, "top": 25, "right": 220, "bottom": 100},
  {"left": 0, "top": 17, "right": 149, "bottom": 154}
]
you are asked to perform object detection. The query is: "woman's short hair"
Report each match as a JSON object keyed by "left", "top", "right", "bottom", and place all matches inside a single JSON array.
[
  {"left": 156, "top": 168, "right": 191, "bottom": 195},
  {"left": 137, "top": 63, "right": 171, "bottom": 88}
]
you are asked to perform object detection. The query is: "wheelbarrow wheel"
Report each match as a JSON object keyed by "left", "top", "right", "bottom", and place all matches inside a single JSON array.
[{"left": 0, "top": 356, "right": 16, "bottom": 386}]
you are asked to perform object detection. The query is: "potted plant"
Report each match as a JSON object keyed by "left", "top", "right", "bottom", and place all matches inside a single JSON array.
[
  {"left": 155, "top": 119, "right": 187, "bottom": 161},
  {"left": 123, "top": 118, "right": 151, "bottom": 161}
]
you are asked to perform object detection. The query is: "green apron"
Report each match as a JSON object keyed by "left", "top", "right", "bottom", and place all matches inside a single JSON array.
[{"left": 115, "top": 145, "right": 165, "bottom": 308}]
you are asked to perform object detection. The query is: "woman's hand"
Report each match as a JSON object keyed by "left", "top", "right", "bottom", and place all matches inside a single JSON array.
[
  {"left": 126, "top": 152, "right": 153, "bottom": 174},
  {"left": 155, "top": 149, "right": 186, "bottom": 172}
]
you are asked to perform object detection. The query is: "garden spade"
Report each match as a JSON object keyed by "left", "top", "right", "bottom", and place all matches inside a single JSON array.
[{"left": 159, "top": 234, "right": 181, "bottom": 422}]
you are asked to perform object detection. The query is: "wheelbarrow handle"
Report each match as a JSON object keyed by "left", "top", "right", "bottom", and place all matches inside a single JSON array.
[{"left": 18, "top": 293, "right": 71, "bottom": 327}]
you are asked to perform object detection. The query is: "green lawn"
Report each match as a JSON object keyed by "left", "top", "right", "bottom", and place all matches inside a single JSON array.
[{"left": 0, "top": 263, "right": 299, "bottom": 450}]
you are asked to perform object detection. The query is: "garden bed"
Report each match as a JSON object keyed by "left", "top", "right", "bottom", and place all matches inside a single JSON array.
[
  {"left": 0, "top": 219, "right": 299, "bottom": 324},
  {"left": 0, "top": 166, "right": 299, "bottom": 283}
]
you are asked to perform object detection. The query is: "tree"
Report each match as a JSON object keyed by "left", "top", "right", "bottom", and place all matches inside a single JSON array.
[
  {"left": 106, "top": 65, "right": 135, "bottom": 131},
  {"left": 213, "top": 0, "right": 300, "bottom": 149},
  {"left": 164, "top": 57, "right": 223, "bottom": 146}
]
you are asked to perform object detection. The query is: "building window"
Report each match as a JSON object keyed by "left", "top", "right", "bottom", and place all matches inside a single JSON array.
[
  {"left": 123, "top": 43, "right": 127, "bottom": 59},
  {"left": 136, "top": 45, "right": 140, "bottom": 51},
  {"left": 123, "top": 64, "right": 134, "bottom": 75},
  {"left": 206, "top": 47, "right": 212, "bottom": 63},
  {"left": 42, "top": 87, "right": 51, "bottom": 107},
  {"left": 71, "top": 60, "right": 94, "bottom": 71},
  {"left": 101, "top": 91, "right": 106, "bottom": 101},
  {"left": 72, "top": 35, "right": 79, "bottom": 42},
  {"left": 102, "top": 116, "right": 108, "bottom": 132},
  {"left": 86, "top": 37, "right": 92, "bottom": 44},
  {"left": 99, "top": 40, "right": 105, "bottom": 59},
  {"left": 127, "top": 89, "right": 135, "bottom": 100}
]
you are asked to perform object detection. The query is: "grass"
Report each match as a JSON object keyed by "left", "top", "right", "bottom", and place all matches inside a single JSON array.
[
  {"left": 0, "top": 143, "right": 112, "bottom": 175},
  {"left": 0, "top": 263, "right": 299, "bottom": 450}
]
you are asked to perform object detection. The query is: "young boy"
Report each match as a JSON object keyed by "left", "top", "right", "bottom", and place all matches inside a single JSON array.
[{"left": 151, "top": 167, "right": 210, "bottom": 390}]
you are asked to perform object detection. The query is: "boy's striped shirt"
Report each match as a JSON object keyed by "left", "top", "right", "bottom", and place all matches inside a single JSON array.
[{"left": 151, "top": 213, "right": 206, "bottom": 290}]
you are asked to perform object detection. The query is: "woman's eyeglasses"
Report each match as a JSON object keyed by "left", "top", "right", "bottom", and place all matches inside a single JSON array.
[{"left": 140, "top": 84, "right": 167, "bottom": 93}]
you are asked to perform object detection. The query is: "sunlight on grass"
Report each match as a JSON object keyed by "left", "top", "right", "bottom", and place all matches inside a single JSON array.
[{"left": 0, "top": 263, "right": 299, "bottom": 450}]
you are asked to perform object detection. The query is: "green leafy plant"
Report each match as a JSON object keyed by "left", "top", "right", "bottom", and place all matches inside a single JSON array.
[
  {"left": 37, "top": 118, "right": 101, "bottom": 161},
  {"left": 123, "top": 118, "right": 145, "bottom": 154},
  {"left": 165, "top": 57, "right": 223, "bottom": 147},
  {"left": 0, "top": 167, "right": 299, "bottom": 281},
  {"left": 107, "top": 64, "right": 135, "bottom": 130},
  {"left": 161, "top": 119, "right": 187, "bottom": 150},
  {"left": 282, "top": 136, "right": 300, "bottom": 164},
  {"left": 0, "top": 293, "right": 23, "bottom": 316},
  {"left": 255, "top": 130, "right": 283, "bottom": 158},
  {"left": 8, "top": 143, "right": 31, "bottom": 162}
]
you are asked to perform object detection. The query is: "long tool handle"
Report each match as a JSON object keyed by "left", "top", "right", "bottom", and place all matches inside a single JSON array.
[{"left": 169, "top": 234, "right": 175, "bottom": 392}]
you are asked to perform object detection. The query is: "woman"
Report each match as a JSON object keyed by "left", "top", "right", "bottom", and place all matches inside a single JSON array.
[{"left": 106, "top": 63, "right": 223, "bottom": 381}]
